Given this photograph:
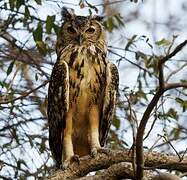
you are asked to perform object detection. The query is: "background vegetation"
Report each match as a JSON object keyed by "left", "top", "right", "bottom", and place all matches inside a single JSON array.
[{"left": 0, "top": 0, "right": 187, "bottom": 179}]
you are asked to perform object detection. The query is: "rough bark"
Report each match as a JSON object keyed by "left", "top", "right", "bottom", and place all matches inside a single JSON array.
[{"left": 47, "top": 149, "right": 186, "bottom": 180}]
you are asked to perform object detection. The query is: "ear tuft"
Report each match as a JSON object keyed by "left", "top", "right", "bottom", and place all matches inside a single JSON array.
[{"left": 62, "top": 7, "right": 75, "bottom": 20}]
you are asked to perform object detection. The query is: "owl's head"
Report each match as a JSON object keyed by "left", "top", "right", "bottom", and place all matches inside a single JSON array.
[{"left": 56, "top": 8, "right": 106, "bottom": 55}]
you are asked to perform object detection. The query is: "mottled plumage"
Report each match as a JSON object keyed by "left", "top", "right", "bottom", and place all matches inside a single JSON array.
[{"left": 48, "top": 8, "right": 119, "bottom": 168}]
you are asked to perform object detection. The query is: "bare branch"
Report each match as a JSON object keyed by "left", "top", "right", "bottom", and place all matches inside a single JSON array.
[
  {"left": 0, "top": 80, "right": 49, "bottom": 105},
  {"left": 166, "top": 62, "right": 187, "bottom": 82},
  {"left": 0, "top": 31, "right": 49, "bottom": 78},
  {"left": 158, "top": 61, "right": 164, "bottom": 89},
  {"left": 108, "top": 49, "right": 152, "bottom": 76},
  {"left": 136, "top": 89, "right": 165, "bottom": 179},
  {"left": 135, "top": 39, "right": 187, "bottom": 180},
  {"left": 160, "top": 39, "right": 187, "bottom": 64},
  {"left": 165, "top": 83, "right": 187, "bottom": 91}
]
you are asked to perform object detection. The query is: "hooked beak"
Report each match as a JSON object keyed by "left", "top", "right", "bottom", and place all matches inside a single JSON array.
[{"left": 76, "top": 35, "right": 83, "bottom": 45}]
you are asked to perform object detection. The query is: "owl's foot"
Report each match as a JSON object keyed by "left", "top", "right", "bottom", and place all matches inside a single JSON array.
[
  {"left": 91, "top": 147, "right": 98, "bottom": 158},
  {"left": 91, "top": 147, "right": 111, "bottom": 158},
  {"left": 71, "top": 154, "right": 80, "bottom": 165},
  {"left": 61, "top": 155, "right": 80, "bottom": 170},
  {"left": 97, "top": 147, "right": 111, "bottom": 155},
  {"left": 61, "top": 159, "right": 70, "bottom": 170}
]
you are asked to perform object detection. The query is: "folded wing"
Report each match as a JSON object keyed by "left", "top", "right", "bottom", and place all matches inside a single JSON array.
[
  {"left": 99, "top": 62, "right": 119, "bottom": 146},
  {"left": 47, "top": 60, "right": 69, "bottom": 167}
]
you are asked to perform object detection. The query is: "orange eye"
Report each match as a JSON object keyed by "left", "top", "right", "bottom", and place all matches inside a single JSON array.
[
  {"left": 86, "top": 27, "right": 95, "bottom": 33},
  {"left": 67, "top": 26, "right": 76, "bottom": 34}
]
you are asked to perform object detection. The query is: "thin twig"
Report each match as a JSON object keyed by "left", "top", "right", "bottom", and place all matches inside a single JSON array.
[
  {"left": 160, "top": 135, "right": 182, "bottom": 161},
  {"left": 160, "top": 39, "right": 187, "bottom": 64},
  {"left": 143, "top": 114, "right": 157, "bottom": 141},
  {"left": 0, "top": 80, "right": 49, "bottom": 105},
  {"left": 108, "top": 49, "right": 152, "bottom": 76},
  {"left": 125, "top": 94, "right": 137, "bottom": 177},
  {"left": 166, "top": 62, "right": 187, "bottom": 82}
]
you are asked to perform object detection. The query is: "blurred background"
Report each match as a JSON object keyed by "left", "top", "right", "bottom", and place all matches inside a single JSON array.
[{"left": 0, "top": 0, "right": 187, "bottom": 179}]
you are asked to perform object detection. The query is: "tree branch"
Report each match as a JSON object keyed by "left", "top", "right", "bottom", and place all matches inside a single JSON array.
[
  {"left": 166, "top": 62, "right": 187, "bottom": 82},
  {"left": 135, "top": 89, "right": 165, "bottom": 179},
  {"left": 78, "top": 162, "right": 134, "bottom": 180},
  {"left": 135, "top": 39, "right": 187, "bottom": 180},
  {"left": 47, "top": 149, "right": 187, "bottom": 180},
  {"left": 0, "top": 80, "right": 49, "bottom": 105},
  {"left": 160, "top": 39, "right": 187, "bottom": 64},
  {"left": 165, "top": 83, "right": 187, "bottom": 91},
  {"left": 0, "top": 31, "right": 49, "bottom": 79}
]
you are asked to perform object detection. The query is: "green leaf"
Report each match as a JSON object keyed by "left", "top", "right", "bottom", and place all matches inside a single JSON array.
[
  {"left": 114, "top": 14, "right": 124, "bottom": 26},
  {"left": 136, "top": 90, "right": 148, "bottom": 101},
  {"left": 155, "top": 38, "right": 171, "bottom": 46},
  {"left": 79, "top": 0, "right": 85, "bottom": 8},
  {"left": 24, "top": 6, "right": 30, "bottom": 19},
  {"left": 104, "top": 14, "right": 124, "bottom": 32},
  {"left": 113, "top": 115, "right": 120, "bottom": 130},
  {"left": 105, "top": 17, "right": 114, "bottom": 32},
  {"left": 39, "top": 138, "right": 46, "bottom": 153},
  {"left": 35, "top": 0, "right": 42, "bottom": 5},
  {"left": 176, "top": 97, "right": 187, "bottom": 112},
  {"left": 46, "top": 15, "right": 55, "bottom": 34},
  {"left": 170, "top": 128, "right": 180, "bottom": 139},
  {"left": 7, "top": 60, "right": 15, "bottom": 76},
  {"left": 9, "top": 0, "right": 15, "bottom": 10},
  {"left": 33, "top": 22, "right": 43, "bottom": 42},
  {"left": 36, "top": 41, "right": 47, "bottom": 56},
  {"left": 53, "top": 24, "right": 60, "bottom": 36},
  {"left": 16, "top": 0, "right": 24, "bottom": 10},
  {"left": 175, "top": 97, "right": 183, "bottom": 104},
  {"left": 167, "top": 108, "right": 178, "bottom": 119},
  {"left": 135, "top": 51, "right": 147, "bottom": 61},
  {"left": 125, "top": 35, "right": 137, "bottom": 50},
  {"left": 0, "top": 81, "right": 4, "bottom": 88},
  {"left": 180, "top": 79, "right": 187, "bottom": 83}
]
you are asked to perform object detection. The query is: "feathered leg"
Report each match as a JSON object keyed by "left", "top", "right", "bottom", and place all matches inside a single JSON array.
[
  {"left": 63, "top": 109, "right": 74, "bottom": 169},
  {"left": 89, "top": 105, "right": 101, "bottom": 157}
]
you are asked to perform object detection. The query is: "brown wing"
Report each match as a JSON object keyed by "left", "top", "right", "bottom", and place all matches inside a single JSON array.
[
  {"left": 47, "top": 60, "right": 69, "bottom": 167},
  {"left": 99, "top": 62, "right": 119, "bottom": 146}
]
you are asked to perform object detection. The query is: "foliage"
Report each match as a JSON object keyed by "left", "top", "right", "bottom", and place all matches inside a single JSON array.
[{"left": 0, "top": 0, "right": 187, "bottom": 179}]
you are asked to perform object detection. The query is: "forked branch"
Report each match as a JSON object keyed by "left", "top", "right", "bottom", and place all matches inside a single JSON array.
[{"left": 135, "top": 39, "right": 187, "bottom": 180}]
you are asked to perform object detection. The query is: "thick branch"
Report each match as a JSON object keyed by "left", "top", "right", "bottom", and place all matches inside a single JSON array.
[
  {"left": 165, "top": 83, "right": 187, "bottom": 91},
  {"left": 135, "top": 39, "right": 187, "bottom": 180},
  {"left": 78, "top": 162, "right": 134, "bottom": 180},
  {"left": 135, "top": 89, "right": 164, "bottom": 179},
  {"left": 47, "top": 149, "right": 187, "bottom": 180}
]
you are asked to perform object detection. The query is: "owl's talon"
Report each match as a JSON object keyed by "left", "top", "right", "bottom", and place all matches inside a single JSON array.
[
  {"left": 91, "top": 147, "right": 98, "bottom": 158},
  {"left": 91, "top": 147, "right": 111, "bottom": 158},
  {"left": 61, "top": 159, "right": 71, "bottom": 170},
  {"left": 62, "top": 155, "right": 80, "bottom": 170},
  {"left": 71, "top": 154, "right": 80, "bottom": 165}
]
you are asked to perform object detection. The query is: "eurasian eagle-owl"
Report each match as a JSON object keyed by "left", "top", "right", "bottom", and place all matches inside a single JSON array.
[{"left": 48, "top": 8, "right": 119, "bottom": 168}]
